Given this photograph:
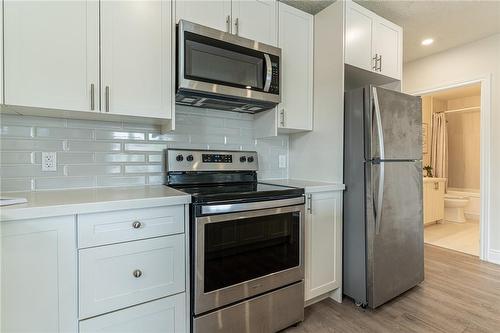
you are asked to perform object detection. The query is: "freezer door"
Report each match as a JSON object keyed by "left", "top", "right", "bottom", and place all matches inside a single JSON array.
[
  {"left": 365, "top": 86, "right": 422, "bottom": 161},
  {"left": 365, "top": 160, "right": 424, "bottom": 308}
]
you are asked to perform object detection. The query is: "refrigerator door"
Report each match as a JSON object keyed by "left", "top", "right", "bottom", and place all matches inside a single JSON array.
[
  {"left": 365, "top": 160, "right": 424, "bottom": 308},
  {"left": 365, "top": 86, "right": 422, "bottom": 161}
]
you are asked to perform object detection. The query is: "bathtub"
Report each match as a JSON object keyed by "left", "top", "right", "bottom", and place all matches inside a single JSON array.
[{"left": 447, "top": 188, "right": 480, "bottom": 220}]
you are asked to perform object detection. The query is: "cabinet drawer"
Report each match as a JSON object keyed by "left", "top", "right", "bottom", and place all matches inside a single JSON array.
[
  {"left": 78, "top": 205, "right": 184, "bottom": 248},
  {"left": 79, "top": 294, "right": 186, "bottom": 333},
  {"left": 79, "top": 235, "right": 185, "bottom": 319}
]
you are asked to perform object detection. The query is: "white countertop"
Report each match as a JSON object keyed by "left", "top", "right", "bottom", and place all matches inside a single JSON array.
[
  {"left": 260, "top": 179, "right": 345, "bottom": 193},
  {"left": 0, "top": 185, "right": 191, "bottom": 222},
  {"left": 423, "top": 177, "right": 447, "bottom": 183}
]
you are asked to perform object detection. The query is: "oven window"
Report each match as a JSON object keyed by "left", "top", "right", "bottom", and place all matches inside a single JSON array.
[
  {"left": 203, "top": 211, "right": 300, "bottom": 293},
  {"left": 185, "top": 39, "right": 264, "bottom": 89}
]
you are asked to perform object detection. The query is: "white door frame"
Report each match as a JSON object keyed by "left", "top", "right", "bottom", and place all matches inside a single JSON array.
[{"left": 408, "top": 74, "right": 491, "bottom": 262}]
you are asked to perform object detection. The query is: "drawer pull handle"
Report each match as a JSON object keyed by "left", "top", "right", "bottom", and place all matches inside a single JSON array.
[
  {"left": 132, "top": 221, "right": 142, "bottom": 229},
  {"left": 133, "top": 269, "right": 143, "bottom": 278}
]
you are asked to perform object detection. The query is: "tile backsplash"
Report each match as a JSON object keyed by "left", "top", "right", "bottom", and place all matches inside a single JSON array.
[{"left": 0, "top": 107, "right": 288, "bottom": 192}]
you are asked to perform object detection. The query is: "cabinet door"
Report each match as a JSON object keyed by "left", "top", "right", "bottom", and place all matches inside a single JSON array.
[
  {"left": 232, "top": 0, "right": 277, "bottom": 46},
  {"left": 345, "top": 2, "right": 374, "bottom": 72},
  {"left": 373, "top": 18, "right": 402, "bottom": 80},
  {"left": 423, "top": 183, "right": 433, "bottom": 224},
  {"left": 100, "top": 0, "right": 172, "bottom": 119},
  {"left": 3, "top": 1, "right": 99, "bottom": 111},
  {"left": 1, "top": 216, "right": 78, "bottom": 332},
  {"left": 278, "top": 2, "right": 313, "bottom": 131},
  {"left": 79, "top": 294, "right": 186, "bottom": 333},
  {"left": 175, "top": 0, "right": 231, "bottom": 32},
  {"left": 435, "top": 182, "right": 445, "bottom": 221},
  {"left": 305, "top": 191, "right": 342, "bottom": 301}
]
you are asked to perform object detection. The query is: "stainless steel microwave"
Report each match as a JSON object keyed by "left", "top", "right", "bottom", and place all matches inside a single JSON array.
[{"left": 176, "top": 20, "right": 281, "bottom": 113}]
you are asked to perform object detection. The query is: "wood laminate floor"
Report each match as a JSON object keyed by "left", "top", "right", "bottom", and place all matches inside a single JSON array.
[{"left": 285, "top": 245, "right": 500, "bottom": 333}]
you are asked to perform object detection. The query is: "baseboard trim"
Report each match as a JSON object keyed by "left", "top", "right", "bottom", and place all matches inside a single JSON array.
[{"left": 487, "top": 250, "right": 500, "bottom": 265}]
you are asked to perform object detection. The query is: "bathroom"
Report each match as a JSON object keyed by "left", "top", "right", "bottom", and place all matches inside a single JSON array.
[{"left": 422, "top": 83, "right": 481, "bottom": 256}]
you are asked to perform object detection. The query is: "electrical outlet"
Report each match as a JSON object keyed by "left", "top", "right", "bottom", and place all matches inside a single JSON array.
[
  {"left": 279, "top": 155, "right": 287, "bottom": 168},
  {"left": 42, "top": 152, "right": 57, "bottom": 172}
]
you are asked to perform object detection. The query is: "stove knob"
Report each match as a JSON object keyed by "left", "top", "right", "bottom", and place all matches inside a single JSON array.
[
  {"left": 239, "top": 156, "right": 247, "bottom": 163},
  {"left": 176, "top": 154, "right": 184, "bottom": 162},
  {"left": 186, "top": 155, "right": 194, "bottom": 162},
  {"left": 247, "top": 156, "right": 254, "bottom": 163}
]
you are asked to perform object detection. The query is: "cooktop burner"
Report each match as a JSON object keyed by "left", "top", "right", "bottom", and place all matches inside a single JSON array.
[
  {"left": 170, "top": 182, "right": 304, "bottom": 204},
  {"left": 165, "top": 149, "right": 304, "bottom": 204}
]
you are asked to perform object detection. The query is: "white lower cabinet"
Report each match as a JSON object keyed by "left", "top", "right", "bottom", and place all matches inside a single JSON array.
[
  {"left": 79, "top": 294, "right": 186, "bottom": 333},
  {"left": 304, "top": 190, "right": 343, "bottom": 303},
  {"left": 79, "top": 234, "right": 185, "bottom": 319},
  {"left": 0, "top": 216, "right": 78, "bottom": 332}
]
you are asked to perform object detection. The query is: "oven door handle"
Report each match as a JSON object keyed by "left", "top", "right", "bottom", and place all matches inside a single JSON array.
[
  {"left": 201, "top": 196, "right": 304, "bottom": 215},
  {"left": 263, "top": 53, "right": 272, "bottom": 92}
]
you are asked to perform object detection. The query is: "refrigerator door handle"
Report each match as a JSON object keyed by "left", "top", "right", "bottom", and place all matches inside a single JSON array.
[
  {"left": 374, "top": 162, "right": 385, "bottom": 234},
  {"left": 372, "top": 87, "right": 385, "bottom": 234},
  {"left": 372, "top": 87, "right": 385, "bottom": 161}
]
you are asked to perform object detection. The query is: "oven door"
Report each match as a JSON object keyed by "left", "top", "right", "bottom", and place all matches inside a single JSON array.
[
  {"left": 194, "top": 201, "right": 304, "bottom": 315},
  {"left": 178, "top": 20, "right": 280, "bottom": 105}
]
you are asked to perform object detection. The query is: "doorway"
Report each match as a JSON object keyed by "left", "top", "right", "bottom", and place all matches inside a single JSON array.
[
  {"left": 421, "top": 84, "right": 481, "bottom": 256},
  {"left": 412, "top": 75, "right": 495, "bottom": 261}
]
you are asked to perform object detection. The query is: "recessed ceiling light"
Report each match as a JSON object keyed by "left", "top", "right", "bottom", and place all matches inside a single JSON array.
[{"left": 421, "top": 38, "right": 434, "bottom": 46}]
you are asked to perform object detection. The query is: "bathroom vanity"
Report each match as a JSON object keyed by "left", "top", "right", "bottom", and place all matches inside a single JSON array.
[{"left": 423, "top": 178, "right": 447, "bottom": 225}]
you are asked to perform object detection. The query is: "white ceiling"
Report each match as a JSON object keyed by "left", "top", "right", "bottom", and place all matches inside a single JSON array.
[
  {"left": 354, "top": 0, "right": 500, "bottom": 63},
  {"left": 283, "top": 1, "right": 500, "bottom": 63}
]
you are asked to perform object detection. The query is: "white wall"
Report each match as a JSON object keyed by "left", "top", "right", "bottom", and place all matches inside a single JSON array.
[
  {"left": 404, "top": 33, "right": 500, "bottom": 263},
  {"left": 289, "top": 1, "right": 344, "bottom": 183}
]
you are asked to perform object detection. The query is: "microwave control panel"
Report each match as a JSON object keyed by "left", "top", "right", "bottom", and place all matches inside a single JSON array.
[{"left": 269, "top": 62, "right": 280, "bottom": 95}]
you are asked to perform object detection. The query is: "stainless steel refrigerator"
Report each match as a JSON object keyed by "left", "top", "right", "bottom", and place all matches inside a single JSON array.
[{"left": 343, "top": 85, "right": 424, "bottom": 309}]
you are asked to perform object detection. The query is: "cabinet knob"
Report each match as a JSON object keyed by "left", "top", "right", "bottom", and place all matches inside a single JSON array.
[
  {"left": 132, "top": 220, "right": 142, "bottom": 229},
  {"left": 133, "top": 269, "right": 143, "bottom": 278}
]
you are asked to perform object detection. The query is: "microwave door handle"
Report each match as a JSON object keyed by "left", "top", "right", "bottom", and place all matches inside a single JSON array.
[{"left": 263, "top": 54, "right": 272, "bottom": 92}]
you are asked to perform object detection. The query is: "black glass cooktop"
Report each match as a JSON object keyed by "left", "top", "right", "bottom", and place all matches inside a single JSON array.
[{"left": 170, "top": 182, "right": 304, "bottom": 204}]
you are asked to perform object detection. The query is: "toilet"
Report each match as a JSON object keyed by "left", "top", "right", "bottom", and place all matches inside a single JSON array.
[{"left": 444, "top": 194, "right": 469, "bottom": 223}]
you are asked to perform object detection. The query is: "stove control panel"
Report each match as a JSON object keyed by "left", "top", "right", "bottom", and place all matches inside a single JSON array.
[{"left": 166, "top": 149, "right": 258, "bottom": 172}]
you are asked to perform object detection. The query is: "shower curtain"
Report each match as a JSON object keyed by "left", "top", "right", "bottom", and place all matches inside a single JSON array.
[{"left": 430, "top": 112, "right": 448, "bottom": 183}]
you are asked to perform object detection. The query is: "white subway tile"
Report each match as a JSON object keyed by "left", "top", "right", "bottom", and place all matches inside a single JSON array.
[
  {"left": 67, "top": 141, "right": 121, "bottom": 152},
  {"left": 0, "top": 178, "right": 33, "bottom": 192},
  {"left": 1, "top": 114, "right": 66, "bottom": 127},
  {"left": 95, "top": 130, "right": 145, "bottom": 141},
  {"left": 96, "top": 176, "right": 146, "bottom": 187},
  {"left": 55, "top": 152, "right": 95, "bottom": 164},
  {"left": 34, "top": 176, "right": 95, "bottom": 190},
  {"left": 67, "top": 119, "right": 123, "bottom": 129},
  {"left": 95, "top": 153, "right": 145, "bottom": 163},
  {"left": 148, "top": 175, "right": 165, "bottom": 185},
  {"left": 190, "top": 134, "right": 225, "bottom": 144},
  {"left": 0, "top": 139, "right": 64, "bottom": 151},
  {"left": 36, "top": 127, "right": 93, "bottom": 139},
  {"left": 124, "top": 164, "right": 163, "bottom": 173},
  {"left": 1, "top": 152, "right": 33, "bottom": 164},
  {"left": 0, "top": 126, "right": 33, "bottom": 138},
  {"left": 0, "top": 165, "right": 64, "bottom": 177},
  {"left": 148, "top": 132, "right": 190, "bottom": 142},
  {"left": 124, "top": 143, "right": 167, "bottom": 152},
  {"left": 148, "top": 154, "right": 163, "bottom": 163},
  {"left": 65, "top": 165, "right": 121, "bottom": 176}
]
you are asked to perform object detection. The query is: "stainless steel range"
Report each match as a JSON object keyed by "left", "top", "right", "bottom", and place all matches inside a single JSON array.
[{"left": 166, "top": 149, "right": 305, "bottom": 333}]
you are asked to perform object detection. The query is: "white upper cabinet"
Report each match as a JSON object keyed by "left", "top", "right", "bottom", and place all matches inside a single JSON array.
[
  {"left": 345, "top": 3, "right": 373, "bottom": 72},
  {"left": 232, "top": 0, "right": 277, "bottom": 46},
  {"left": 373, "top": 19, "right": 402, "bottom": 79},
  {"left": 278, "top": 2, "right": 313, "bottom": 131},
  {"left": 100, "top": 0, "right": 172, "bottom": 119},
  {"left": 345, "top": 0, "right": 402, "bottom": 80},
  {"left": 175, "top": 0, "right": 232, "bottom": 32},
  {"left": 3, "top": 0, "right": 99, "bottom": 111}
]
